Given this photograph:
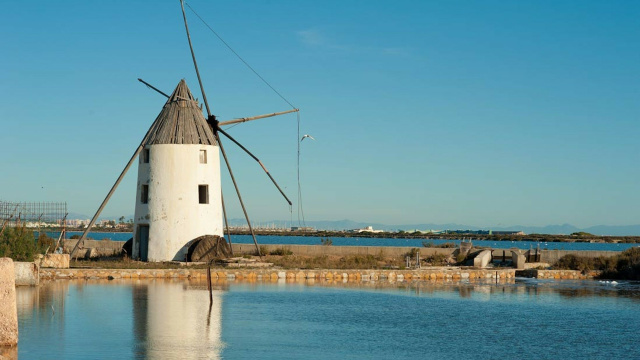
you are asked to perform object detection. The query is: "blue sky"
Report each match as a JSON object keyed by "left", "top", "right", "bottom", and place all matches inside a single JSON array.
[{"left": 1, "top": 0, "right": 638, "bottom": 228}]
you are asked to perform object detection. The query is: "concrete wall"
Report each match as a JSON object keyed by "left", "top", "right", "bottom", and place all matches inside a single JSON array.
[
  {"left": 63, "top": 239, "right": 123, "bottom": 257},
  {"left": 517, "top": 269, "right": 601, "bottom": 280},
  {"left": 473, "top": 250, "right": 492, "bottom": 268},
  {"left": 14, "top": 262, "right": 39, "bottom": 286},
  {"left": 512, "top": 251, "right": 526, "bottom": 270},
  {"left": 231, "top": 244, "right": 455, "bottom": 257},
  {"left": 0, "top": 258, "right": 18, "bottom": 346},
  {"left": 134, "top": 144, "right": 223, "bottom": 262},
  {"left": 539, "top": 250, "right": 620, "bottom": 264}
]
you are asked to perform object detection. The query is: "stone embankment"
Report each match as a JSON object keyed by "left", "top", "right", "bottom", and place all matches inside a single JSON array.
[
  {"left": 516, "top": 269, "right": 601, "bottom": 280},
  {"left": 41, "top": 267, "right": 517, "bottom": 282},
  {"left": 40, "top": 267, "right": 603, "bottom": 281}
]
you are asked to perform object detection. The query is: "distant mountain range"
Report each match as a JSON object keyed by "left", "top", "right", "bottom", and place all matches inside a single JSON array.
[{"left": 68, "top": 214, "right": 640, "bottom": 236}]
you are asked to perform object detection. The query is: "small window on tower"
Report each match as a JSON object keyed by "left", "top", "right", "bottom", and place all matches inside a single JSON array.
[
  {"left": 199, "top": 150, "right": 207, "bottom": 164},
  {"left": 198, "top": 185, "right": 209, "bottom": 204},
  {"left": 141, "top": 185, "right": 149, "bottom": 204},
  {"left": 142, "top": 149, "right": 150, "bottom": 163}
]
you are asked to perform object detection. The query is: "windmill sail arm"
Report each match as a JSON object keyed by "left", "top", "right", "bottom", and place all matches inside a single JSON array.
[{"left": 219, "top": 108, "right": 299, "bottom": 126}]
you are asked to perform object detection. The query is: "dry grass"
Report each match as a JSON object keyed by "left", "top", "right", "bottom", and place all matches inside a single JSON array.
[
  {"left": 71, "top": 252, "right": 448, "bottom": 271},
  {"left": 263, "top": 254, "right": 406, "bottom": 270}
]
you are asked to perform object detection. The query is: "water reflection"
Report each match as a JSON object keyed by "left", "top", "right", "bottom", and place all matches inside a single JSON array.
[
  {"left": 274, "top": 277, "right": 640, "bottom": 303},
  {"left": 15, "top": 278, "right": 640, "bottom": 359},
  {"left": 132, "top": 281, "right": 225, "bottom": 359},
  {"left": 17, "top": 280, "right": 226, "bottom": 360}
]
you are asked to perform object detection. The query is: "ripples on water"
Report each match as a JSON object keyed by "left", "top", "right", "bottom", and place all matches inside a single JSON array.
[{"left": 16, "top": 278, "right": 640, "bottom": 359}]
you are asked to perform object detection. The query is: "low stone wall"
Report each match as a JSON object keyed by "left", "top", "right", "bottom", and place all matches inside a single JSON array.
[
  {"left": 14, "top": 262, "right": 39, "bottom": 286},
  {"left": 516, "top": 269, "right": 601, "bottom": 280},
  {"left": 39, "top": 254, "right": 70, "bottom": 269},
  {"left": 40, "top": 267, "right": 517, "bottom": 282},
  {"left": 0, "top": 258, "right": 18, "bottom": 347}
]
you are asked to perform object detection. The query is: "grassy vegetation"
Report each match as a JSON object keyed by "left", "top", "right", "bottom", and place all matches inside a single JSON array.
[
  {"left": 554, "top": 247, "right": 640, "bottom": 280},
  {"left": 264, "top": 254, "right": 405, "bottom": 270},
  {"left": 67, "top": 253, "right": 406, "bottom": 270},
  {"left": 422, "top": 241, "right": 456, "bottom": 248},
  {"left": 268, "top": 248, "right": 294, "bottom": 256},
  {"left": 423, "top": 253, "right": 450, "bottom": 266},
  {"left": 0, "top": 227, "right": 53, "bottom": 261}
]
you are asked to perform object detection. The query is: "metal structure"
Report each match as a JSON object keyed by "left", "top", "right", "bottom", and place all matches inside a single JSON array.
[
  {"left": 0, "top": 201, "right": 67, "bottom": 226},
  {"left": 70, "top": 1, "right": 298, "bottom": 260}
]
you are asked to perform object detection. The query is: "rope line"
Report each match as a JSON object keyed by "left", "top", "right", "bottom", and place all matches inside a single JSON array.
[
  {"left": 185, "top": 2, "right": 296, "bottom": 109},
  {"left": 185, "top": 1, "right": 304, "bottom": 229},
  {"left": 297, "top": 111, "right": 306, "bottom": 227}
]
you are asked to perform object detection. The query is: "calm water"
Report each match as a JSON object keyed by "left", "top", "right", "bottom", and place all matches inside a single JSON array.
[
  {"left": 48, "top": 231, "right": 638, "bottom": 251},
  {"left": 16, "top": 279, "right": 640, "bottom": 359}
]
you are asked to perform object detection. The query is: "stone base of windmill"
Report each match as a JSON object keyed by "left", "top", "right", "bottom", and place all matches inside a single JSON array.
[{"left": 187, "top": 235, "right": 233, "bottom": 262}]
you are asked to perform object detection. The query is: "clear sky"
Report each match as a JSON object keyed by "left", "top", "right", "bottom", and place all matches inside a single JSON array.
[{"left": 1, "top": 0, "right": 638, "bottom": 228}]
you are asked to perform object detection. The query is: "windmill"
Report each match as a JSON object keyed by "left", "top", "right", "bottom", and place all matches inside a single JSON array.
[{"left": 71, "top": 1, "right": 298, "bottom": 261}]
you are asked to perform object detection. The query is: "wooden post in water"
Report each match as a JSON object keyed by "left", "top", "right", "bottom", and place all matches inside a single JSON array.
[{"left": 207, "top": 260, "right": 213, "bottom": 304}]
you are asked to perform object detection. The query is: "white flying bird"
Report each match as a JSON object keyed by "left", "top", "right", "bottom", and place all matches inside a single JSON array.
[{"left": 301, "top": 134, "right": 315, "bottom": 142}]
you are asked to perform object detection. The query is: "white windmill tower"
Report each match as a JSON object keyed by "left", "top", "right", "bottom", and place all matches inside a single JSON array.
[
  {"left": 132, "top": 80, "right": 223, "bottom": 262},
  {"left": 70, "top": 0, "right": 298, "bottom": 261}
]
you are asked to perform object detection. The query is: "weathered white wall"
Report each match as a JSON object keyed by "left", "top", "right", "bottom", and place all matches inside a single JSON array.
[{"left": 133, "top": 144, "right": 223, "bottom": 261}]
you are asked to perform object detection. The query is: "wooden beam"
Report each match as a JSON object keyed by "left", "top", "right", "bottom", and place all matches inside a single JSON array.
[{"left": 219, "top": 108, "right": 299, "bottom": 126}]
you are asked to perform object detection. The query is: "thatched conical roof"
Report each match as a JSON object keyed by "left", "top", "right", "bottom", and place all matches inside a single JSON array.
[{"left": 144, "top": 79, "right": 217, "bottom": 145}]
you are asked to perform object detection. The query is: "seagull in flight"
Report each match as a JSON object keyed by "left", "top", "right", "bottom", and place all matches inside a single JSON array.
[{"left": 301, "top": 134, "right": 315, "bottom": 142}]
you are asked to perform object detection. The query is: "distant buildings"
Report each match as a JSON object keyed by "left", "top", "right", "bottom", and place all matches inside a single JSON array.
[
  {"left": 349, "top": 226, "right": 384, "bottom": 234},
  {"left": 401, "top": 229, "right": 525, "bottom": 236},
  {"left": 290, "top": 226, "right": 315, "bottom": 232},
  {"left": 443, "top": 229, "right": 525, "bottom": 236}
]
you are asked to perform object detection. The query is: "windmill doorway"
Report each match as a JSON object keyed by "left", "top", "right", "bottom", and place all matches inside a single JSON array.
[{"left": 138, "top": 225, "right": 149, "bottom": 261}]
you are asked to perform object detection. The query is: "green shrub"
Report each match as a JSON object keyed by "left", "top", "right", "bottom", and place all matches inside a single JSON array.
[
  {"left": 602, "top": 247, "right": 640, "bottom": 280},
  {"left": 438, "top": 242, "right": 456, "bottom": 248},
  {"left": 422, "top": 241, "right": 456, "bottom": 248},
  {"left": 0, "top": 227, "right": 42, "bottom": 261},
  {"left": 405, "top": 248, "right": 420, "bottom": 257},
  {"left": 554, "top": 248, "right": 640, "bottom": 279},
  {"left": 37, "top": 233, "right": 56, "bottom": 253},
  {"left": 270, "top": 248, "right": 293, "bottom": 256},
  {"left": 424, "top": 253, "right": 449, "bottom": 266},
  {"left": 320, "top": 238, "right": 333, "bottom": 246}
]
